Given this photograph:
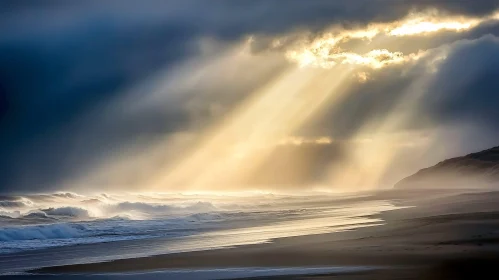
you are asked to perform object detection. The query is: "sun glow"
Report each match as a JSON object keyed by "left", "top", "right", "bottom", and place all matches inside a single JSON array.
[
  {"left": 151, "top": 66, "right": 355, "bottom": 190},
  {"left": 145, "top": 9, "right": 475, "bottom": 191},
  {"left": 69, "top": 9, "right": 498, "bottom": 193},
  {"left": 280, "top": 10, "right": 499, "bottom": 69}
]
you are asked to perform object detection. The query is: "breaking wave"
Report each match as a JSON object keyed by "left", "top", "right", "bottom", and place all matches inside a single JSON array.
[
  {"left": 0, "top": 201, "right": 26, "bottom": 208},
  {"left": 0, "top": 192, "right": 231, "bottom": 252},
  {"left": 0, "top": 191, "right": 390, "bottom": 254},
  {"left": 0, "top": 224, "right": 87, "bottom": 241},
  {"left": 0, "top": 192, "right": 221, "bottom": 222},
  {"left": 41, "top": 207, "right": 90, "bottom": 218},
  {"left": 113, "top": 201, "right": 217, "bottom": 215}
]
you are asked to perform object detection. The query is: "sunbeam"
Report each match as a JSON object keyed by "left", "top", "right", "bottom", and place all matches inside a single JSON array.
[{"left": 151, "top": 65, "right": 355, "bottom": 190}]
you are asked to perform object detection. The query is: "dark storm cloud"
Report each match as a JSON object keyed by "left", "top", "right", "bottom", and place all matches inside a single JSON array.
[
  {"left": 0, "top": 2, "right": 202, "bottom": 192},
  {"left": 424, "top": 35, "right": 499, "bottom": 127},
  {"left": 1, "top": 0, "right": 499, "bottom": 192}
]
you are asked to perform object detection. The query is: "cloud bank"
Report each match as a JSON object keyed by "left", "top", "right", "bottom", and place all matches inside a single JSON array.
[{"left": 1, "top": 1, "right": 499, "bottom": 193}]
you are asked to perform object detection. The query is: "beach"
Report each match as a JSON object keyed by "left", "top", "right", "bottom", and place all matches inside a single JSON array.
[
  {"left": 4, "top": 189, "right": 495, "bottom": 279},
  {"left": 4, "top": 1, "right": 499, "bottom": 279}
]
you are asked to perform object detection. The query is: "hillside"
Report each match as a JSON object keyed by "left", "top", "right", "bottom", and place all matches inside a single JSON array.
[{"left": 395, "top": 146, "right": 499, "bottom": 189}]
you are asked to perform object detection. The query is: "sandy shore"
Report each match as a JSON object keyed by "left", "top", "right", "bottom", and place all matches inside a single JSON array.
[{"left": 31, "top": 190, "right": 499, "bottom": 279}]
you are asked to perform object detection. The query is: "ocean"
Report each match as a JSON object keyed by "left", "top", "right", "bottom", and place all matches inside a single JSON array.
[{"left": 0, "top": 191, "right": 398, "bottom": 274}]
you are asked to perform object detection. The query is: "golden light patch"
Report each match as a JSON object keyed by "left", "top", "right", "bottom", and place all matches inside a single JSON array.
[
  {"left": 356, "top": 72, "right": 370, "bottom": 83},
  {"left": 151, "top": 66, "right": 355, "bottom": 190},
  {"left": 104, "top": 9, "right": 497, "bottom": 193},
  {"left": 278, "top": 136, "right": 333, "bottom": 146},
  {"left": 278, "top": 9, "right": 499, "bottom": 69}
]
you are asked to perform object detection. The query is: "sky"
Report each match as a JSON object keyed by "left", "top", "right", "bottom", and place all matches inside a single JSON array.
[{"left": 1, "top": 0, "right": 499, "bottom": 194}]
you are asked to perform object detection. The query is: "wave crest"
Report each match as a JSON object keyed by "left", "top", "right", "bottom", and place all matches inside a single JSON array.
[
  {"left": 113, "top": 201, "right": 217, "bottom": 215},
  {"left": 42, "top": 207, "right": 90, "bottom": 218},
  {"left": 0, "top": 224, "right": 87, "bottom": 241}
]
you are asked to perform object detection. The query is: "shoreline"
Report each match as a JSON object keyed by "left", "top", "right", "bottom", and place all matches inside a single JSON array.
[{"left": 12, "top": 190, "right": 499, "bottom": 279}]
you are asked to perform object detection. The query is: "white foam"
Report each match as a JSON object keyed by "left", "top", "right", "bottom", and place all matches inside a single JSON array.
[
  {"left": 0, "top": 223, "right": 87, "bottom": 241},
  {"left": 0, "top": 191, "right": 400, "bottom": 255},
  {"left": 112, "top": 201, "right": 217, "bottom": 215},
  {"left": 42, "top": 207, "right": 90, "bottom": 218}
]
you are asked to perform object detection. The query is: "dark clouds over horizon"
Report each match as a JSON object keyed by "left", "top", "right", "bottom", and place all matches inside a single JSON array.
[{"left": 1, "top": 1, "right": 499, "bottom": 193}]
